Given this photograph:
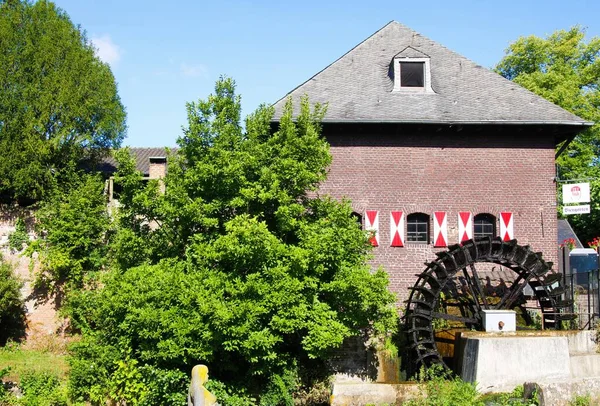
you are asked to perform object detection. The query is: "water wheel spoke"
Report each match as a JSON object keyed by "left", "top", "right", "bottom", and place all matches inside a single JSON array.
[
  {"left": 468, "top": 263, "right": 490, "bottom": 309},
  {"left": 458, "top": 269, "right": 480, "bottom": 313},
  {"left": 495, "top": 270, "right": 534, "bottom": 310}
]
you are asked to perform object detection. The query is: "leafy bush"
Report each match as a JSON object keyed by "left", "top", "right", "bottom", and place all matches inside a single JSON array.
[
  {"left": 0, "top": 366, "right": 11, "bottom": 401},
  {"left": 27, "top": 173, "right": 110, "bottom": 296},
  {"left": 137, "top": 365, "right": 187, "bottom": 406},
  {"left": 8, "top": 218, "right": 28, "bottom": 252},
  {"left": 18, "top": 370, "right": 68, "bottom": 406},
  {"left": 0, "top": 258, "right": 27, "bottom": 345},
  {"left": 67, "top": 338, "right": 120, "bottom": 403},
  {"left": 479, "top": 385, "right": 536, "bottom": 406},
  {"left": 407, "top": 367, "right": 536, "bottom": 406},
  {"left": 569, "top": 394, "right": 593, "bottom": 406},
  {"left": 404, "top": 365, "right": 481, "bottom": 406},
  {"left": 66, "top": 78, "right": 398, "bottom": 404},
  {"left": 205, "top": 379, "right": 256, "bottom": 406}
]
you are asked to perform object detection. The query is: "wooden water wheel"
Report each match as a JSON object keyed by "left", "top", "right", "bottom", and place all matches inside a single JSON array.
[{"left": 403, "top": 237, "right": 575, "bottom": 376}]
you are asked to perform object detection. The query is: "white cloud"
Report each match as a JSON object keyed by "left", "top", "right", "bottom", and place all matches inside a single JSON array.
[
  {"left": 180, "top": 63, "right": 208, "bottom": 78},
  {"left": 91, "top": 35, "right": 121, "bottom": 67}
]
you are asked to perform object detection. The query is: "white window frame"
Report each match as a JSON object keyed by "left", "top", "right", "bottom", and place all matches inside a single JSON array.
[{"left": 392, "top": 57, "right": 434, "bottom": 93}]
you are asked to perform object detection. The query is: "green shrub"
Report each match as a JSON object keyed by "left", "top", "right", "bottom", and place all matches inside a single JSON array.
[
  {"left": 66, "top": 78, "right": 397, "bottom": 404},
  {"left": 0, "top": 366, "right": 11, "bottom": 400},
  {"left": 68, "top": 338, "right": 188, "bottom": 406},
  {"left": 205, "top": 379, "right": 256, "bottom": 406},
  {"left": 407, "top": 369, "right": 536, "bottom": 406},
  {"left": 259, "top": 367, "right": 299, "bottom": 406},
  {"left": 404, "top": 365, "right": 482, "bottom": 406},
  {"left": 137, "top": 365, "right": 187, "bottom": 406},
  {"left": 67, "top": 338, "right": 118, "bottom": 403},
  {"left": 479, "top": 385, "right": 534, "bottom": 405},
  {"left": 8, "top": 218, "right": 28, "bottom": 252},
  {"left": 18, "top": 370, "right": 68, "bottom": 406},
  {"left": 569, "top": 394, "right": 592, "bottom": 406},
  {"left": 0, "top": 258, "right": 27, "bottom": 345},
  {"left": 28, "top": 173, "right": 110, "bottom": 295}
]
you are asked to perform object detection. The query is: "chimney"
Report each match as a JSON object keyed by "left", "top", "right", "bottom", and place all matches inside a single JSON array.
[
  {"left": 149, "top": 157, "right": 167, "bottom": 179},
  {"left": 149, "top": 156, "right": 167, "bottom": 194}
]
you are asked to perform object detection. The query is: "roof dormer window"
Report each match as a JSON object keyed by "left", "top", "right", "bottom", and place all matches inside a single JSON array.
[
  {"left": 400, "top": 62, "right": 424, "bottom": 87},
  {"left": 391, "top": 47, "right": 434, "bottom": 93}
]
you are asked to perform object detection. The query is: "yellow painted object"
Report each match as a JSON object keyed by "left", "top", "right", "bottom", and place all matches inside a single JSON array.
[{"left": 188, "top": 365, "right": 218, "bottom": 406}]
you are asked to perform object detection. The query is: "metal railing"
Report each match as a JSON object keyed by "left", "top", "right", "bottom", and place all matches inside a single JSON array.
[{"left": 563, "top": 269, "right": 599, "bottom": 329}]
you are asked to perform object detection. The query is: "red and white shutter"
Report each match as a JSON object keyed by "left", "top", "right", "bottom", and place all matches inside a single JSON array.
[
  {"left": 458, "top": 212, "right": 472, "bottom": 242},
  {"left": 500, "top": 212, "right": 514, "bottom": 241},
  {"left": 365, "top": 210, "right": 379, "bottom": 247},
  {"left": 390, "top": 211, "right": 405, "bottom": 247},
  {"left": 433, "top": 211, "right": 448, "bottom": 247}
]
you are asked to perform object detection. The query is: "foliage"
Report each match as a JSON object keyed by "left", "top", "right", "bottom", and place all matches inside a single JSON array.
[
  {"left": 406, "top": 366, "right": 535, "bottom": 406},
  {"left": 8, "top": 218, "right": 28, "bottom": 252},
  {"left": 0, "top": 366, "right": 10, "bottom": 401},
  {"left": 27, "top": 173, "right": 110, "bottom": 295},
  {"left": 569, "top": 394, "right": 593, "bottom": 406},
  {"left": 67, "top": 338, "right": 121, "bottom": 404},
  {"left": 17, "top": 370, "right": 68, "bottom": 406},
  {"left": 405, "top": 365, "right": 483, "bottom": 406},
  {"left": 204, "top": 379, "right": 256, "bottom": 406},
  {"left": 0, "top": 257, "right": 27, "bottom": 346},
  {"left": 258, "top": 367, "right": 298, "bottom": 406},
  {"left": 479, "top": 385, "right": 536, "bottom": 406},
  {"left": 495, "top": 27, "right": 600, "bottom": 243},
  {"left": 568, "top": 182, "right": 600, "bottom": 244},
  {"left": 0, "top": 0, "right": 126, "bottom": 202},
  {"left": 67, "top": 77, "right": 398, "bottom": 403}
]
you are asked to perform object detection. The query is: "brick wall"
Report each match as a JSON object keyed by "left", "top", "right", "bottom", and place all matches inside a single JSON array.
[
  {"left": 319, "top": 125, "right": 558, "bottom": 302},
  {"left": 0, "top": 206, "right": 62, "bottom": 342}
]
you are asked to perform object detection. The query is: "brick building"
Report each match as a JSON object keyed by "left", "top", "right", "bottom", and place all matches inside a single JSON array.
[
  {"left": 271, "top": 21, "right": 591, "bottom": 300},
  {"left": 100, "top": 147, "right": 170, "bottom": 201}
]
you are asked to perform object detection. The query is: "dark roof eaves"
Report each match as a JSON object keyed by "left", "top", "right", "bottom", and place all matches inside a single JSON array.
[{"left": 270, "top": 118, "right": 594, "bottom": 126}]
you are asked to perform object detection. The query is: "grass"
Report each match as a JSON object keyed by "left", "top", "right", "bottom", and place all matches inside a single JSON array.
[{"left": 0, "top": 345, "right": 69, "bottom": 383}]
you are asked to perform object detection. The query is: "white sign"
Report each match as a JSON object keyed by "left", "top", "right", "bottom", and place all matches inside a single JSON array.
[
  {"left": 563, "top": 205, "right": 591, "bottom": 215},
  {"left": 562, "top": 183, "right": 590, "bottom": 204}
]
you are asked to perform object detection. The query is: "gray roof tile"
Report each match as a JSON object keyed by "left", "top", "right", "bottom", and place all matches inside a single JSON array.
[
  {"left": 100, "top": 147, "right": 173, "bottom": 176},
  {"left": 272, "top": 21, "right": 591, "bottom": 127}
]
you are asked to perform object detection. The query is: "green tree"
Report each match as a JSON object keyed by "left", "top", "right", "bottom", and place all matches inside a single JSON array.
[
  {"left": 28, "top": 173, "right": 111, "bottom": 296},
  {"left": 495, "top": 27, "right": 600, "bottom": 243},
  {"left": 0, "top": 0, "right": 126, "bottom": 202},
  {"left": 68, "top": 78, "right": 397, "bottom": 404}
]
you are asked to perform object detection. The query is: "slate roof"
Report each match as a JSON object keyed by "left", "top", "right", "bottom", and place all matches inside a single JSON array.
[
  {"left": 558, "top": 219, "right": 584, "bottom": 248},
  {"left": 272, "top": 21, "right": 592, "bottom": 128},
  {"left": 99, "top": 147, "right": 173, "bottom": 176}
]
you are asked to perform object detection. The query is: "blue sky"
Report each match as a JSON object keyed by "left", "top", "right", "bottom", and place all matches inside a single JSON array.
[{"left": 53, "top": 0, "right": 600, "bottom": 147}]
